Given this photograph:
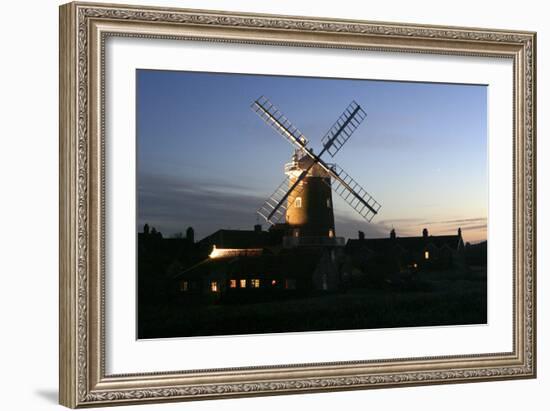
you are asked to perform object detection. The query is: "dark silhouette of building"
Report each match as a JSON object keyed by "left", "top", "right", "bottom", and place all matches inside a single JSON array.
[
  {"left": 186, "top": 226, "right": 195, "bottom": 243},
  {"left": 346, "top": 227, "right": 466, "bottom": 275},
  {"left": 138, "top": 224, "right": 197, "bottom": 304},
  {"left": 176, "top": 247, "right": 344, "bottom": 301},
  {"left": 171, "top": 223, "right": 470, "bottom": 301},
  {"left": 464, "top": 240, "right": 487, "bottom": 266},
  {"left": 173, "top": 223, "right": 346, "bottom": 298}
]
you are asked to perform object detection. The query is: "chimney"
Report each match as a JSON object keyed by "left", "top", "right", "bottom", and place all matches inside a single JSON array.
[
  {"left": 390, "top": 228, "right": 396, "bottom": 239},
  {"left": 254, "top": 224, "right": 262, "bottom": 233},
  {"left": 186, "top": 226, "right": 195, "bottom": 243},
  {"left": 358, "top": 231, "right": 365, "bottom": 240},
  {"left": 422, "top": 228, "right": 429, "bottom": 239}
]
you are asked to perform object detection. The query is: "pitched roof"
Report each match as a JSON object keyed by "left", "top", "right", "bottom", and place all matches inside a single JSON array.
[
  {"left": 346, "top": 234, "right": 461, "bottom": 253},
  {"left": 176, "top": 248, "right": 325, "bottom": 280},
  {"left": 198, "top": 229, "right": 276, "bottom": 249}
]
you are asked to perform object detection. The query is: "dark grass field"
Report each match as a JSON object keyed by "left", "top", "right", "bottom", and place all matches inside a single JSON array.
[{"left": 138, "top": 267, "right": 487, "bottom": 339}]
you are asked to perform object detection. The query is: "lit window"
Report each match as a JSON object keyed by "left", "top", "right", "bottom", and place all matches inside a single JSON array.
[
  {"left": 210, "top": 281, "right": 218, "bottom": 292},
  {"left": 326, "top": 198, "right": 332, "bottom": 208},
  {"left": 251, "top": 279, "right": 260, "bottom": 288},
  {"left": 413, "top": 263, "right": 418, "bottom": 268},
  {"left": 285, "top": 279, "right": 296, "bottom": 290},
  {"left": 294, "top": 229, "right": 300, "bottom": 237},
  {"left": 240, "top": 279, "right": 247, "bottom": 288},
  {"left": 328, "top": 229, "right": 334, "bottom": 238},
  {"left": 181, "top": 281, "right": 188, "bottom": 292},
  {"left": 295, "top": 197, "right": 302, "bottom": 208},
  {"left": 424, "top": 251, "right": 430, "bottom": 260},
  {"left": 229, "top": 279, "right": 237, "bottom": 288},
  {"left": 271, "top": 279, "right": 277, "bottom": 286}
]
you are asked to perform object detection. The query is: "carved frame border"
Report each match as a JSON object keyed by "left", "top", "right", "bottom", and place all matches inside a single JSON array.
[{"left": 59, "top": 1, "right": 536, "bottom": 408}]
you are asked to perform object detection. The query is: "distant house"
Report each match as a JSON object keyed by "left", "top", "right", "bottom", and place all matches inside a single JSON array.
[{"left": 346, "top": 228, "right": 466, "bottom": 276}]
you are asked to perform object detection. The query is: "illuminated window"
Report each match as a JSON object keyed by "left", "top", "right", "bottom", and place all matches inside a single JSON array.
[
  {"left": 326, "top": 198, "right": 332, "bottom": 208},
  {"left": 251, "top": 279, "right": 260, "bottom": 288},
  {"left": 180, "top": 281, "right": 188, "bottom": 292},
  {"left": 294, "top": 229, "right": 300, "bottom": 237},
  {"left": 424, "top": 251, "right": 430, "bottom": 260},
  {"left": 295, "top": 197, "right": 302, "bottom": 208},
  {"left": 285, "top": 279, "right": 296, "bottom": 290},
  {"left": 271, "top": 279, "right": 277, "bottom": 286},
  {"left": 210, "top": 281, "right": 218, "bottom": 292},
  {"left": 328, "top": 229, "right": 334, "bottom": 238},
  {"left": 413, "top": 263, "right": 418, "bottom": 268},
  {"left": 229, "top": 279, "right": 237, "bottom": 288},
  {"left": 239, "top": 279, "right": 247, "bottom": 288}
]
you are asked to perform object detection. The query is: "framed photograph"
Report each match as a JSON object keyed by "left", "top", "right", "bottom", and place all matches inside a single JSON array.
[{"left": 59, "top": 2, "right": 536, "bottom": 408}]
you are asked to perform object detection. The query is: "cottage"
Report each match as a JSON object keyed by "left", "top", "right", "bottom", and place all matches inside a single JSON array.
[
  {"left": 175, "top": 246, "right": 344, "bottom": 301},
  {"left": 346, "top": 227, "right": 466, "bottom": 276}
]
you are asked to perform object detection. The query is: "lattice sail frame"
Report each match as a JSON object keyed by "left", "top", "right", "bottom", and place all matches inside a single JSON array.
[
  {"left": 257, "top": 175, "right": 306, "bottom": 224},
  {"left": 251, "top": 96, "right": 309, "bottom": 148},
  {"left": 325, "top": 164, "right": 381, "bottom": 222},
  {"left": 321, "top": 101, "right": 367, "bottom": 158}
]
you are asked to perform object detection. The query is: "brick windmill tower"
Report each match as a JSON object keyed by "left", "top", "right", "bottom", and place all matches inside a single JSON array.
[
  {"left": 284, "top": 149, "right": 335, "bottom": 238},
  {"left": 252, "top": 96, "right": 381, "bottom": 245}
]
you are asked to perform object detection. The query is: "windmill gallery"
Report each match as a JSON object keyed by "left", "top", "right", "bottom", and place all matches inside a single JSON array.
[{"left": 137, "top": 93, "right": 487, "bottom": 339}]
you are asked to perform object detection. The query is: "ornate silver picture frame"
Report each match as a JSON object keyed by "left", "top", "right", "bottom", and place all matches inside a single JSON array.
[{"left": 59, "top": 1, "right": 536, "bottom": 408}]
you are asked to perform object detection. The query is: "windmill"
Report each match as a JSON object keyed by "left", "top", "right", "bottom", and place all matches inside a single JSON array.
[{"left": 251, "top": 96, "right": 381, "bottom": 242}]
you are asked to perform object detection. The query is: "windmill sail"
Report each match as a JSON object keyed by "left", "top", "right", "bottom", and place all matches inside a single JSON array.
[
  {"left": 324, "top": 164, "right": 381, "bottom": 222},
  {"left": 251, "top": 96, "right": 309, "bottom": 150},
  {"left": 321, "top": 101, "right": 367, "bottom": 157},
  {"left": 251, "top": 96, "right": 381, "bottom": 225},
  {"left": 257, "top": 174, "right": 307, "bottom": 225}
]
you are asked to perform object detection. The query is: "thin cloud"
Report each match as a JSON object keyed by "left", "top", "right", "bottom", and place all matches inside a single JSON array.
[
  {"left": 460, "top": 224, "right": 488, "bottom": 231},
  {"left": 421, "top": 217, "right": 487, "bottom": 225},
  {"left": 138, "top": 172, "right": 266, "bottom": 240},
  {"left": 377, "top": 217, "right": 424, "bottom": 225}
]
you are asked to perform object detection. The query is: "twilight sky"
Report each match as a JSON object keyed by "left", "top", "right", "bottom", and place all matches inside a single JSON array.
[{"left": 136, "top": 69, "right": 487, "bottom": 243}]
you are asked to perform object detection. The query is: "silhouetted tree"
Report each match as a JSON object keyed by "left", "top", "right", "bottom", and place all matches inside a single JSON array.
[{"left": 150, "top": 227, "right": 163, "bottom": 239}]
